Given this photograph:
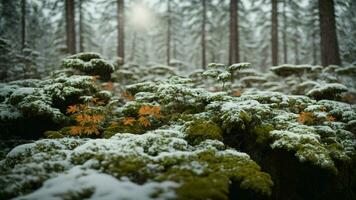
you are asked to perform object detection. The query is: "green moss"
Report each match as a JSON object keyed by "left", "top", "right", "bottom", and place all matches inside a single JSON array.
[
  {"left": 62, "top": 53, "right": 114, "bottom": 81},
  {"left": 103, "top": 123, "right": 146, "bottom": 138},
  {"left": 121, "top": 102, "right": 148, "bottom": 117},
  {"left": 44, "top": 131, "right": 64, "bottom": 139},
  {"left": 175, "top": 174, "right": 230, "bottom": 200},
  {"left": 97, "top": 155, "right": 150, "bottom": 183},
  {"left": 185, "top": 120, "right": 223, "bottom": 145},
  {"left": 251, "top": 124, "right": 274, "bottom": 144},
  {"left": 239, "top": 111, "right": 252, "bottom": 124},
  {"left": 165, "top": 113, "right": 195, "bottom": 124},
  {"left": 156, "top": 150, "right": 273, "bottom": 198},
  {"left": 58, "top": 127, "right": 72, "bottom": 135}
]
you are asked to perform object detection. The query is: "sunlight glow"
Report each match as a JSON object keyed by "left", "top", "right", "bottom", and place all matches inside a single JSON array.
[{"left": 129, "top": 3, "right": 153, "bottom": 30}]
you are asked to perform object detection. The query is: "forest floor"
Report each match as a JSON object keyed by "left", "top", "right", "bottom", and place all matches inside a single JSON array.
[{"left": 0, "top": 53, "right": 355, "bottom": 200}]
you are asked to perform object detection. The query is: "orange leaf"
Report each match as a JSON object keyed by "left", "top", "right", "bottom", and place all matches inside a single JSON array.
[
  {"left": 91, "top": 98, "right": 98, "bottom": 104},
  {"left": 81, "top": 104, "right": 88, "bottom": 110},
  {"left": 326, "top": 115, "right": 336, "bottom": 122},
  {"left": 139, "top": 105, "right": 152, "bottom": 116},
  {"left": 298, "top": 112, "right": 315, "bottom": 125},
  {"left": 123, "top": 117, "right": 136, "bottom": 126},
  {"left": 67, "top": 105, "right": 79, "bottom": 114},
  {"left": 138, "top": 116, "right": 151, "bottom": 127},
  {"left": 91, "top": 115, "right": 105, "bottom": 123},
  {"left": 103, "top": 82, "right": 114, "bottom": 91},
  {"left": 122, "top": 91, "right": 135, "bottom": 101},
  {"left": 150, "top": 106, "right": 161, "bottom": 119},
  {"left": 92, "top": 75, "right": 100, "bottom": 81},
  {"left": 76, "top": 114, "right": 91, "bottom": 125},
  {"left": 69, "top": 126, "right": 83, "bottom": 135},
  {"left": 233, "top": 90, "right": 241, "bottom": 97},
  {"left": 83, "top": 126, "right": 100, "bottom": 135}
]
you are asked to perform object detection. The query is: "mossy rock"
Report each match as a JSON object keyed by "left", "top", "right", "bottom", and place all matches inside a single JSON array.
[
  {"left": 62, "top": 52, "right": 114, "bottom": 81},
  {"left": 185, "top": 120, "right": 223, "bottom": 145},
  {"left": 67, "top": 52, "right": 101, "bottom": 62}
]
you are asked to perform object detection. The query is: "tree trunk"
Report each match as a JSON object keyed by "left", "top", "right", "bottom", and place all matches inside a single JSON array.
[
  {"left": 312, "top": 27, "right": 317, "bottom": 65},
  {"left": 271, "top": 0, "right": 279, "bottom": 66},
  {"left": 318, "top": 0, "right": 340, "bottom": 66},
  {"left": 117, "top": 0, "right": 125, "bottom": 62},
  {"left": 79, "top": 0, "right": 84, "bottom": 52},
  {"left": 229, "top": 0, "right": 239, "bottom": 65},
  {"left": 65, "top": 0, "right": 76, "bottom": 54},
  {"left": 282, "top": 0, "right": 287, "bottom": 64},
  {"left": 21, "top": 0, "right": 26, "bottom": 50},
  {"left": 166, "top": 0, "right": 171, "bottom": 65},
  {"left": 130, "top": 32, "right": 137, "bottom": 62},
  {"left": 294, "top": 39, "right": 300, "bottom": 64},
  {"left": 201, "top": 0, "right": 207, "bottom": 69}
]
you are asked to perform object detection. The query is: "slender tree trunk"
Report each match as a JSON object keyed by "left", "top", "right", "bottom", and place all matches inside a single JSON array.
[
  {"left": 173, "top": 41, "right": 177, "bottom": 59},
  {"left": 271, "top": 0, "right": 279, "bottom": 66},
  {"left": 166, "top": 0, "right": 171, "bottom": 65},
  {"left": 65, "top": 0, "right": 76, "bottom": 54},
  {"left": 294, "top": 39, "right": 300, "bottom": 64},
  {"left": 117, "top": 0, "right": 125, "bottom": 62},
  {"left": 130, "top": 32, "right": 137, "bottom": 62},
  {"left": 21, "top": 0, "right": 26, "bottom": 50},
  {"left": 201, "top": 0, "right": 207, "bottom": 69},
  {"left": 79, "top": 0, "right": 84, "bottom": 52},
  {"left": 294, "top": 7, "right": 300, "bottom": 65},
  {"left": 312, "top": 27, "right": 317, "bottom": 65},
  {"left": 282, "top": 0, "right": 287, "bottom": 64},
  {"left": 318, "top": 0, "right": 340, "bottom": 66},
  {"left": 229, "top": 0, "right": 239, "bottom": 65}
]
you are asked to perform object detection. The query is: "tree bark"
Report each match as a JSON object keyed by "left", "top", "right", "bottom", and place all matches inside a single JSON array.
[
  {"left": 229, "top": 0, "right": 239, "bottom": 65},
  {"left": 79, "top": 0, "right": 84, "bottom": 52},
  {"left": 318, "top": 0, "right": 340, "bottom": 66},
  {"left": 65, "top": 0, "right": 76, "bottom": 54},
  {"left": 271, "top": 0, "right": 279, "bottom": 66},
  {"left": 130, "top": 32, "right": 137, "bottom": 62},
  {"left": 21, "top": 0, "right": 26, "bottom": 50},
  {"left": 117, "top": 0, "right": 125, "bottom": 62},
  {"left": 201, "top": 0, "right": 207, "bottom": 69},
  {"left": 312, "top": 27, "right": 317, "bottom": 65},
  {"left": 282, "top": 0, "right": 287, "bottom": 64},
  {"left": 166, "top": 0, "right": 171, "bottom": 65}
]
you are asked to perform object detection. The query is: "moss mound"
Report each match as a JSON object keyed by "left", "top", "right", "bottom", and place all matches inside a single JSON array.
[{"left": 185, "top": 119, "right": 223, "bottom": 145}]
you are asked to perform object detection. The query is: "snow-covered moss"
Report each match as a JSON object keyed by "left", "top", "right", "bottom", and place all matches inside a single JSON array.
[
  {"left": 307, "top": 83, "right": 348, "bottom": 100},
  {"left": 62, "top": 52, "right": 114, "bottom": 81},
  {"left": 0, "top": 127, "right": 273, "bottom": 199},
  {"left": 184, "top": 119, "right": 223, "bottom": 145},
  {"left": 270, "top": 64, "right": 313, "bottom": 76},
  {"left": 0, "top": 73, "right": 102, "bottom": 138}
]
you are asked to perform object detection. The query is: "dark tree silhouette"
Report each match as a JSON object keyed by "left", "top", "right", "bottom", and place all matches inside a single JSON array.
[
  {"left": 229, "top": 0, "right": 239, "bottom": 65},
  {"left": 201, "top": 0, "right": 207, "bottom": 69},
  {"left": 318, "top": 0, "right": 341, "bottom": 66},
  {"left": 21, "top": 0, "right": 26, "bottom": 50},
  {"left": 117, "top": 0, "right": 125, "bottom": 62},
  {"left": 65, "top": 0, "right": 76, "bottom": 54},
  {"left": 271, "top": 0, "right": 278, "bottom": 66},
  {"left": 79, "top": 0, "right": 84, "bottom": 52},
  {"left": 166, "top": 0, "right": 171, "bottom": 65}
]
